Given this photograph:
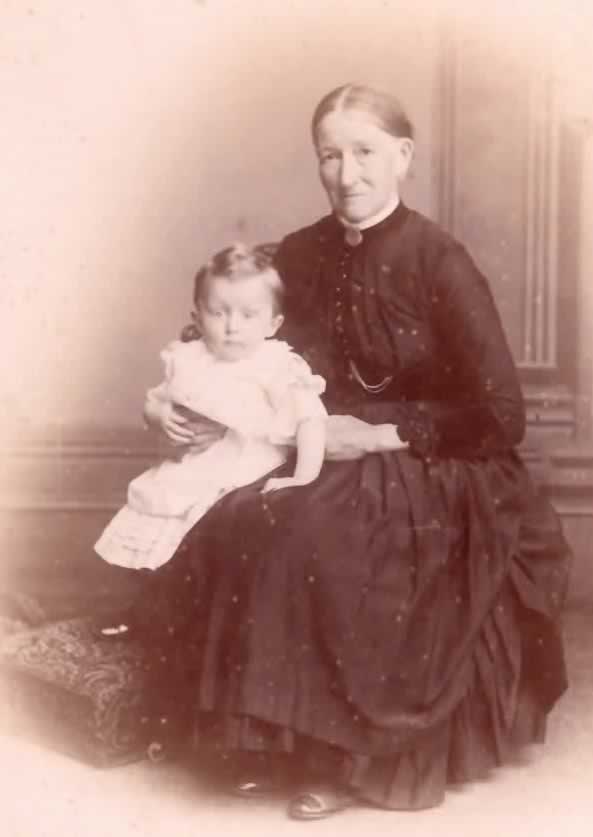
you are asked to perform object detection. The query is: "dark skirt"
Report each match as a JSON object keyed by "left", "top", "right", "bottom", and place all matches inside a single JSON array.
[{"left": 137, "top": 445, "right": 570, "bottom": 809}]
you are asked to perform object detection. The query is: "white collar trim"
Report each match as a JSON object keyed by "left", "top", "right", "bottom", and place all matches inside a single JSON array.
[{"left": 338, "top": 195, "right": 400, "bottom": 232}]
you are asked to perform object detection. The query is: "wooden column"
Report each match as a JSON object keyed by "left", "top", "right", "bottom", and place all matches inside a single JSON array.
[
  {"left": 574, "top": 121, "right": 593, "bottom": 439},
  {"left": 435, "top": 21, "right": 562, "bottom": 375},
  {"left": 521, "top": 74, "right": 560, "bottom": 370}
]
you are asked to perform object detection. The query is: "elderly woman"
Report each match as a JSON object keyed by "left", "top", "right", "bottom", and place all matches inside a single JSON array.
[{"left": 130, "top": 84, "right": 570, "bottom": 819}]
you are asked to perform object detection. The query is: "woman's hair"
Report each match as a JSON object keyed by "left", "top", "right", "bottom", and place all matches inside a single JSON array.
[
  {"left": 180, "top": 243, "right": 283, "bottom": 342},
  {"left": 311, "top": 84, "right": 414, "bottom": 142}
]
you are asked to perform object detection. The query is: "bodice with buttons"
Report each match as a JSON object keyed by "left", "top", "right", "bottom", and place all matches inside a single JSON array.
[{"left": 326, "top": 237, "right": 397, "bottom": 400}]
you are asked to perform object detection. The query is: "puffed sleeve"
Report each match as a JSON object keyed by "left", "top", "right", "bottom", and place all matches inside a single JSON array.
[
  {"left": 144, "top": 340, "right": 179, "bottom": 405},
  {"left": 265, "top": 349, "right": 328, "bottom": 443},
  {"left": 159, "top": 340, "right": 180, "bottom": 380},
  {"left": 388, "top": 245, "right": 525, "bottom": 459}
]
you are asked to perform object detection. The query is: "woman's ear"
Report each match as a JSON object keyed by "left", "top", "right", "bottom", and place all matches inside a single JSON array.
[{"left": 396, "top": 137, "right": 415, "bottom": 180}]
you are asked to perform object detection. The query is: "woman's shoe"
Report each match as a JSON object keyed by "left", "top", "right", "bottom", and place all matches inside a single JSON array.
[{"left": 287, "top": 785, "right": 358, "bottom": 820}]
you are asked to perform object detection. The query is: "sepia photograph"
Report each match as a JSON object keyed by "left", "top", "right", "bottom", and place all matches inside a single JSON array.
[{"left": 1, "top": 1, "right": 592, "bottom": 834}]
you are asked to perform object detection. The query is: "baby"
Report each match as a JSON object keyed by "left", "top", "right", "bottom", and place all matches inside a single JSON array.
[{"left": 94, "top": 243, "right": 327, "bottom": 572}]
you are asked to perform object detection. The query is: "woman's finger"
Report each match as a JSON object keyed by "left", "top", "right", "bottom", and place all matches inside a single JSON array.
[
  {"left": 164, "top": 421, "right": 196, "bottom": 443},
  {"left": 168, "top": 409, "right": 189, "bottom": 425},
  {"left": 191, "top": 432, "right": 219, "bottom": 447},
  {"left": 324, "top": 445, "right": 364, "bottom": 461},
  {"left": 166, "top": 419, "right": 194, "bottom": 435},
  {"left": 168, "top": 432, "right": 195, "bottom": 446},
  {"left": 327, "top": 453, "right": 365, "bottom": 461},
  {"left": 188, "top": 422, "right": 226, "bottom": 443}
]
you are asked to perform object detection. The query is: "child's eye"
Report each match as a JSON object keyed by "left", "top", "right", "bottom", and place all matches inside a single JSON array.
[{"left": 357, "top": 147, "right": 373, "bottom": 157}]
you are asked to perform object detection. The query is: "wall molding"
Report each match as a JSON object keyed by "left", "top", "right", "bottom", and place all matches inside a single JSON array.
[
  {"left": 3, "top": 422, "right": 592, "bottom": 516},
  {"left": 3, "top": 426, "right": 160, "bottom": 513},
  {"left": 573, "top": 121, "right": 593, "bottom": 440},
  {"left": 435, "top": 14, "right": 457, "bottom": 233}
]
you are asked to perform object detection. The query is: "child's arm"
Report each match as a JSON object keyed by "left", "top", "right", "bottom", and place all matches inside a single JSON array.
[{"left": 262, "top": 415, "right": 326, "bottom": 493}]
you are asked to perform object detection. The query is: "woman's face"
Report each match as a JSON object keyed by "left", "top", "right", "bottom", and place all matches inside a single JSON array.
[{"left": 315, "top": 110, "right": 413, "bottom": 224}]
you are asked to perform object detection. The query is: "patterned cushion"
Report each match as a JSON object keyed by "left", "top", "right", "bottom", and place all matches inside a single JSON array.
[{"left": 0, "top": 617, "right": 153, "bottom": 766}]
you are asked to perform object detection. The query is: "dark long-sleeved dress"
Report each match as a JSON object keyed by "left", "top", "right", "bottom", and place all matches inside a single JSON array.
[{"left": 142, "top": 203, "right": 571, "bottom": 809}]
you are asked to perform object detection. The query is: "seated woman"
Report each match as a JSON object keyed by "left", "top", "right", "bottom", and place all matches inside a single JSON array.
[{"left": 132, "top": 84, "right": 571, "bottom": 819}]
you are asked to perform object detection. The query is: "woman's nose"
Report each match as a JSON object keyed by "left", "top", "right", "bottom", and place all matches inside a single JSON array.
[{"left": 339, "top": 153, "right": 358, "bottom": 187}]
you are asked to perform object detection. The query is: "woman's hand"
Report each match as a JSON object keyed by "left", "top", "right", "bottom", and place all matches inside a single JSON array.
[
  {"left": 144, "top": 393, "right": 225, "bottom": 452},
  {"left": 262, "top": 476, "right": 311, "bottom": 493},
  {"left": 324, "top": 415, "right": 407, "bottom": 461},
  {"left": 182, "top": 409, "right": 227, "bottom": 451}
]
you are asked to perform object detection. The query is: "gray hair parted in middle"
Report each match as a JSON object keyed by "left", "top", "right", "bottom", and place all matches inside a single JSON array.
[{"left": 311, "top": 84, "right": 414, "bottom": 143}]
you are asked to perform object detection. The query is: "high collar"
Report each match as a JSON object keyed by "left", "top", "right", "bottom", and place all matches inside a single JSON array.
[
  {"left": 337, "top": 194, "right": 401, "bottom": 232},
  {"left": 324, "top": 200, "right": 409, "bottom": 245}
]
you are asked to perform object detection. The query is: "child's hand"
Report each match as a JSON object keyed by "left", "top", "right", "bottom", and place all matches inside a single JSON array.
[{"left": 262, "top": 476, "right": 310, "bottom": 493}]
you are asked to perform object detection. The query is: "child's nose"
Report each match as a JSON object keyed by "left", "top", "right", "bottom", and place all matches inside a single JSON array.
[{"left": 225, "top": 312, "right": 240, "bottom": 333}]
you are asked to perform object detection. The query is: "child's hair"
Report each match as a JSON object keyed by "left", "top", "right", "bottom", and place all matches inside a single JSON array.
[
  {"left": 181, "top": 243, "right": 282, "bottom": 342},
  {"left": 193, "top": 242, "right": 283, "bottom": 310},
  {"left": 311, "top": 84, "right": 414, "bottom": 143}
]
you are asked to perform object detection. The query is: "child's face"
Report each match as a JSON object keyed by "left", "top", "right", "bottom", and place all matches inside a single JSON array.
[{"left": 196, "top": 273, "right": 284, "bottom": 362}]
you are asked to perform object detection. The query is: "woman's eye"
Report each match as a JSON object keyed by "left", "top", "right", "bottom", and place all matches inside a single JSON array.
[{"left": 357, "top": 147, "right": 373, "bottom": 157}]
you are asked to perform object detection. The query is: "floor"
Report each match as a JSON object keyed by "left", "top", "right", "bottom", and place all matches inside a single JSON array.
[{"left": 1, "top": 604, "right": 592, "bottom": 837}]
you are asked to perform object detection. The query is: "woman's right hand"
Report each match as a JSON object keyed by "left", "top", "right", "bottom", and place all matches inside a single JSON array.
[
  {"left": 144, "top": 393, "right": 225, "bottom": 452},
  {"left": 324, "top": 414, "right": 408, "bottom": 461}
]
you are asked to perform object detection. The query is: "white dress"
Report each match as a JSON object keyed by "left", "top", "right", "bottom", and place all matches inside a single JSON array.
[{"left": 94, "top": 338, "right": 327, "bottom": 570}]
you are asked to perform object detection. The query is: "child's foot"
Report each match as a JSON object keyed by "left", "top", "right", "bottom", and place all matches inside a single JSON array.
[
  {"left": 99, "top": 622, "right": 132, "bottom": 638},
  {"left": 230, "top": 753, "right": 287, "bottom": 799},
  {"left": 93, "top": 614, "right": 136, "bottom": 640}
]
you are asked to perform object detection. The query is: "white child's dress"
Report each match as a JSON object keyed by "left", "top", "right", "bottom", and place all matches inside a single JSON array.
[{"left": 94, "top": 338, "right": 326, "bottom": 571}]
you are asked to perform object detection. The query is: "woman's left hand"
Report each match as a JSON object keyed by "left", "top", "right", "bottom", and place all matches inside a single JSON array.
[{"left": 324, "top": 415, "right": 408, "bottom": 461}]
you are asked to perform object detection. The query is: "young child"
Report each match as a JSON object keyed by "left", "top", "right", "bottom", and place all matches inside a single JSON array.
[{"left": 94, "top": 243, "right": 327, "bottom": 573}]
